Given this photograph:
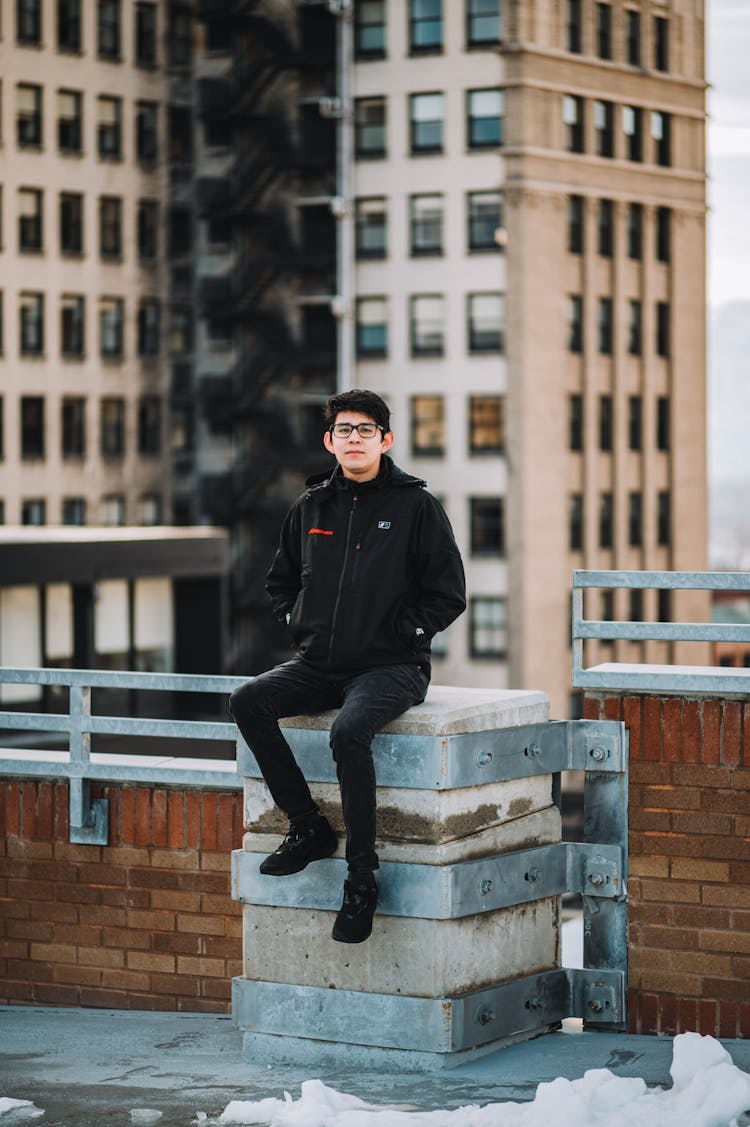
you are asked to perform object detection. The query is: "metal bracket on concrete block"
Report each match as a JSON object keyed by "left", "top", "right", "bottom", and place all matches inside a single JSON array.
[
  {"left": 232, "top": 966, "right": 626, "bottom": 1057},
  {"left": 69, "top": 777, "right": 109, "bottom": 845}
]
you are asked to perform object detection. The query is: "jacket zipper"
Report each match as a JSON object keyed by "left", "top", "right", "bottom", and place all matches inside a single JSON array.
[{"left": 327, "top": 493, "right": 357, "bottom": 665}]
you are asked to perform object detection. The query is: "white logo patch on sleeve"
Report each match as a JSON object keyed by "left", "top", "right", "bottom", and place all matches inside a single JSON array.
[{"left": 378, "top": 521, "right": 391, "bottom": 529}]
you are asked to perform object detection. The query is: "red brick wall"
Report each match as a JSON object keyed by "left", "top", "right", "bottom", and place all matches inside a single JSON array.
[
  {"left": 0, "top": 780, "right": 243, "bottom": 1011},
  {"left": 586, "top": 694, "right": 750, "bottom": 1039}
]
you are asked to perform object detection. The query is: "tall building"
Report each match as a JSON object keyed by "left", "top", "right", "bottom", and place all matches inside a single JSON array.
[{"left": 0, "top": 2, "right": 709, "bottom": 711}]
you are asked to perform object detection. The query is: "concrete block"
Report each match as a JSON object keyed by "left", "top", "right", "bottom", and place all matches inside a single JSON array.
[
  {"left": 242, "top": 897, "right": 559, "bottom": 997},
  {"left": 244, "top": 774, "right": 554, "bottom": 842}
]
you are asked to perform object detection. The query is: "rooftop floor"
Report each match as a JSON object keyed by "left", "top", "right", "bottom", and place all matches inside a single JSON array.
[{"left": 2, "top": 1005, "right": 750, "bottom": 1125}]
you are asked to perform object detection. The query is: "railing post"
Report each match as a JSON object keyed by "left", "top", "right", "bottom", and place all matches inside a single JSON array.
[{"left": 69, "top": 684, "right": 109, "bottom": 845}]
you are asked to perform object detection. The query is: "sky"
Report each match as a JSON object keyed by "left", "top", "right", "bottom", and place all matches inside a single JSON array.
[{"left": 708, "top": 0, "right": 750, "bottom": 307}]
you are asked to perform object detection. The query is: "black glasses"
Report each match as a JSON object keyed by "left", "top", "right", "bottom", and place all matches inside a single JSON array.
[{"left": 329, "top": 422, "right": 384, "bottom": 439}]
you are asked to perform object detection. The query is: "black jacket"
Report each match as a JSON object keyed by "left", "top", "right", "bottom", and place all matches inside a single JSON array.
[{"left": 265, "top": 456, "right": 466, "bottom": 674}]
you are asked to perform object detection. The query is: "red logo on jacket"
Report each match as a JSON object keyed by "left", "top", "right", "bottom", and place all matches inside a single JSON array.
[{"left": 308, "top": 527, "right": 334, "bottom": 536}]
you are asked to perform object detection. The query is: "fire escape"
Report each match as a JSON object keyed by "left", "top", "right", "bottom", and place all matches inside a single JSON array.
[{"left": 195, "top": 1, "right": 341, "bottom": 672}]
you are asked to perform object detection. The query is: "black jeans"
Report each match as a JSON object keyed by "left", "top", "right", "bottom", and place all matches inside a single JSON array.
[{"left": 229, "top": 658, "right": 429, "bottom": 873}]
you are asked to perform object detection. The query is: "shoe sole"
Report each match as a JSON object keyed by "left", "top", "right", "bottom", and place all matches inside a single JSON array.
[
  {"left": 259, "top": 837, "right": 338, "bottom": 877},
  {"left": 331, "top": 926, "right": 373, "bottom": 944}
]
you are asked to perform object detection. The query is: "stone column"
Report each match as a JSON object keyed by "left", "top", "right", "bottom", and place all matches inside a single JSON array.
[{"left": 232, "top": 686, "right": 562, "bottom": 1069}]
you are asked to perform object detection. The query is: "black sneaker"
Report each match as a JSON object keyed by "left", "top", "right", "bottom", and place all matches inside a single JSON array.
[
  {"left": 331, "top": 874, "right": 378, "bottom": 944},
  {"left": 259, "top": 815, "right": 337, "bottom": 876}
]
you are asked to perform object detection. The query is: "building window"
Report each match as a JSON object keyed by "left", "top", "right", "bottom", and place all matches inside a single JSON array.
[
  {"left": 627, "top": 202, "right": 643, "bottom": 259},
  {"left": 628, "top": 491, "right": 642, "bottom": 547},
  {"left": 17, "top": 0, "right": 42, "bottom": 43},
  {"left": 595, "top": 3, "right": 612, "bottom": 59},
  {"left": 599, "top": 394, "right": 613, "bottom": 450},
  {"left": 469, "top": 597, "right": 507, "bottom": 658},
  {"left": 468, "top": 293, "right": 504, "bottom": 353},
  {"left": 21, "top": 397, "right": 45, "bottom": 459},
  {"left": 355, "top": 197, "right": 387, "bottom": 259},
  {"left": 563, "top": 94, "right": 584, "bottom": 153},
  {"left": 98, "top": 0, "right": 120, "bottom": 58},
  {"left": 628, "top": 395, "right": 642, "bottom": 450},
  {"left": 566, "top": 0, "right": 582, "bottom": 52},
  {"left": 138, "top": 396, "right": 161, "bottom": 455},
  {"left": 656, "top": 207, "right": 671, "bottom": 262},
  {"left": 355, "top": 0, "right": 386, "bottom": 58},
  {"left": 623, "top": 105, "right": 643, "bottom": 161},
  {"left": 61, "top": 295, "right": 85, "bottom": 357},
  {"left": 169, "top": 309, "right": 192, "bottom": 355},
  {"left": 410, "top": 92, "right": 444, "bottom": 153},
  {"left": 626, "top": 9, "right": 640, "bottom": 65},
  {"left": 470, "top": 497, "right": 505, "bottom": 556},
  {"left": 467, "top": 0, "right": 501, "bottom": 46},
  {"left": 18, "top": 188, "right": 43, "bottom": 252},
  {"left": 467, "top": 88, "right": 503, "bottom": 148},
  {"left": 355, "top": 297, "right": 387, "bottom": 358},
  {"left": 654, "top": 16, "right": 668, "bottom": 71},
  {"left": 99, "top": 297, "right": 124, "bottom": 358},
  {"left": 598, "top": 199, "right": 614, "bottom": 256},
  {"left": 651, "top": 111, "right": 671, "bottom": 166},
  {"left": 22, "top": 499, "right": 46, "bottom": 526},
  {"left": 657, "top": 396, "right": 670, "bottom": 450},
  {"left": 658, "top": 589, "right": 671, "bottom": 623},
  {"left": 629, "top": 588, "right": 643, "bottom": 623},
  {"left": 98, "top": 96, "right": 122, "bottom": 158},
  {"left": 410, "top": 295, "right": 445, "bottom": 356},
  {"left": 569, "top": 494, "right": 583, "bottom": 551},
  {"left": 138, "top": 300, "right": 160, "bottom": 357},
  {"left": 101, "top": 495, "right": 126, "bottom": 526},
  {"left": 469, "top": 395, "right": 504, "bottom": 454},
  {"left": 59, "top": 192, "right": 83, "bottom": 255},
  {"left": 135, "top": 2, "right": 156, "bottom": 65},
  {"left": 568, "top": 195, "right": 584, "bottom": 253},
  {"left": 101, "top": 397, "right": 125, "bottom": 457},
  {"left": 168, "top": 208, "right": 192, "bottom": 258},
  {"left": 598, "top": 297, "right": 613, "bottom": 354},
  {"left": 138, "top": 494, "right": 162, "bottom": 525},
  {"left": 656, "top": 301, "right": 670, "bottom": 357},
  {"left": 410, "top": 0, "right": 442, "bottom": 53},
  {"left": 168, "top": 7, "right": 191, "bottom": 64},
  {"left": 567, "top": 295, "right": 583, "bottom": 353},
  {"left": 594, "top": 99, "right": 614, "bottom": 157},
  {"left": 169, "top": 106, "right": 192, "bottom": 163},
  {"left": 468, "top": 190, "right": 503, "bottom": 251},
  {"left": 354, "top": 97, "right": 386, "bottom": 158},
  {"left": 136, "top": 102, "right": 158, "bottom": 163},
  {"left": 20, "top": 293, "right": 44, "bottom": 355},
  {"left": 599, "top": 493, "right": 613, "bottom": 549},
  {"left": 17, "top": 83, "right": 43, "bottom": 147},
  {"left": 627, "top": 299, "right": 642, "bottom": 355},
  {"left": 57, "top": 0, "right": 82, "bottom": 51},
  {"left": 410, "top": 194, "right": 443, "bottom": 255},
  {"left": 99, "top": 196, "right": 122, "bottom": 258},
  {"left": 207, "top": 216, "right": 231, "bottom": 249},
  {"left": 657, "top": 491, "right": 671, "bottom": 546},
  {"left": 57, "top": 89, "right": 82, "bottom": 152},
  {"left": 411, "top": 395, "right": 444, "bottom": 456},
  {"left": 61, "top": 396, "right": 86, "bottom": 457},
  {"left": 569, "top": 394, "right": 583, "bottom": 451},
  {"left": 62, "top": 497, "right": 86, "bottom": 525},
  {"left": 137, "top": 200, "right": 159, "bottom": 260},
  {"left": 0, "top": 295, "right": 3, "bottom": 355}
]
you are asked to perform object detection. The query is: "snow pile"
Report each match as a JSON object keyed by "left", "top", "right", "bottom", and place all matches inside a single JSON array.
[
  {"left": 216, "top": 1033, "right": 750, "bottom": 1127},
  {"left": 0, "top": 1099, "right": 44, "bottom": 1120}
]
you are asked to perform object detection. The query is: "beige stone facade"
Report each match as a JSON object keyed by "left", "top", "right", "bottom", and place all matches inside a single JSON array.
[
  {"left": 351, "top": 0, "right": 708, "bottom": 715},
  {"left": 0, "top": 0, "right": 172, "bottom": 529}
]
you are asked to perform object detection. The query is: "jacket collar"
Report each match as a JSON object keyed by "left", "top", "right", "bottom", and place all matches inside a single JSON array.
[{"left": 305, "top": 455, "right": 426, "bottom": 495}]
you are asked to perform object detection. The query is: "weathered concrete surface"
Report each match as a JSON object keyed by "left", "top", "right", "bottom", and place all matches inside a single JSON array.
[
  {"left": 2, "top": 1005, "right": 750, "bottom": 1126},
  {"left": 244, "top": 774, "right": 555, "bottom": 842},
  {"left": 275, "top": 685, "right": 549, "bottom": 736},
  {"left": 242, "top": 897, "right": 559, "bottom": 996},
  {"left": 244, "top": 805, "right": 561, "bottom": 865}
]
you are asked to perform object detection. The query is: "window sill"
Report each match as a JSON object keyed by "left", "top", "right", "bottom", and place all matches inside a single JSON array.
[
  {"left": 59, "top": 147, "right": 84, "bottom": 158},
  {"left": 470, "top": 651, "right": 507, "bottom": 661},
  {"left": 410, "top": 147, "right": 444, "bottom": 157},
  {"left": 410, "top": 248, "right": 443, "bottom": 258}
]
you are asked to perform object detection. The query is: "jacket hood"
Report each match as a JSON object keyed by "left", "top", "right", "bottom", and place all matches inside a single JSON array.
[{"left": 304, "top": 455, "right": 426, "bottom": 494}]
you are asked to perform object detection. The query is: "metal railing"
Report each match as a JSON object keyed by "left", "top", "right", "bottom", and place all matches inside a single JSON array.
[
  {"left": 573, "top": 570, "right": 750, "bottom": 695},
  {"left": 0, "top": 667, "right": 247, "bottom": 844}
]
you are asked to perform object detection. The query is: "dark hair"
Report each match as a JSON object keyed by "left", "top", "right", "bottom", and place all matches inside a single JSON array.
[{"left": 324, "top": 389, "right": 391, "bottom": 434}]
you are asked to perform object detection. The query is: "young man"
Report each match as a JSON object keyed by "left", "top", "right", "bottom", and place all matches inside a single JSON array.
[{"left": 229, "top": 389, "right": 466, "bottom": 943}]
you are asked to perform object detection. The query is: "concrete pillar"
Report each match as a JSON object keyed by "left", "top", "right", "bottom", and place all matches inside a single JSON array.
[{"left": 232, "top": 686, "right": 561, "bottom": 1069}]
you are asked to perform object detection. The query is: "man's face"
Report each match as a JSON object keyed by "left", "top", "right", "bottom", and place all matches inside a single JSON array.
[{"left": 323, "top": 411, "right": 394, "bottom": 482}]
